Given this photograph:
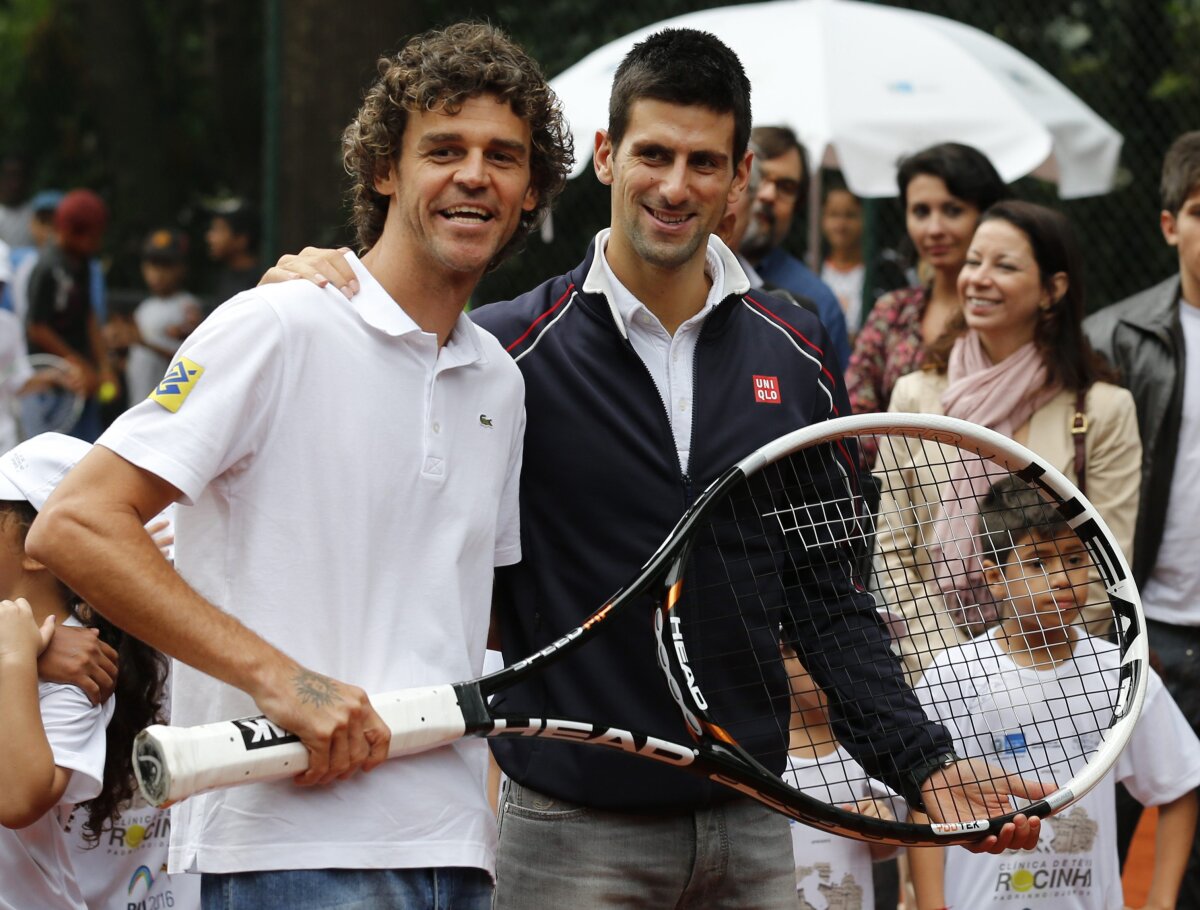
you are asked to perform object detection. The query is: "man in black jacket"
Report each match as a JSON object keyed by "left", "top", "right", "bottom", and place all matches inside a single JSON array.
[
  {"left": 1084, "top": 130, "right": 1200, "bottom": 907},
  {"left": 470, "top": 29, "right": 1041, "bottom": 910}
]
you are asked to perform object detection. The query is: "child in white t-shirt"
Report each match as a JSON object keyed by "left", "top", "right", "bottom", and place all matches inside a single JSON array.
[
  {"left": 0, "top": 434, "right": 167, "bottom": 910},
  {"left": 908, "top": 477, "right": 1200, "bottom": 910},
  {"left": 782, "top": 642, "right": 904, "bottom": 909},
  {"left": 116, "top": 229, "right": 200, "bottom": 405}
]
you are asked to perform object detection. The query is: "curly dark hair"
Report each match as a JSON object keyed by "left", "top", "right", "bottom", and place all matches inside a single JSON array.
[
  {"left": 0, "top": 501, "right": 167, "bottom": 844},
  {"left": 342, "top": 21, "right": 573, "bottom": 269}
]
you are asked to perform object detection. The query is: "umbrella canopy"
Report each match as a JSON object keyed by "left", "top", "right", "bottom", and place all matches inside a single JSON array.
[{"left": 550, "top": 0, "right": 1122, "bottom": 199}]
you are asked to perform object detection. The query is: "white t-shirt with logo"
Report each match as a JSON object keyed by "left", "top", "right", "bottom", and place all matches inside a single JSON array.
[
  {"left": 1143, "top": 299, "right": 1200, "bottom": 625},
  {"left": 0, "top": 619, "right": 114, "bottom": 910},
  {"left": 98, "top": 252, "right": 525, "bottom": 876},
  {"left": 62, "top": 798, "right": 200, "bottom": 910},
  {"left": 784, "top": 748, "right": 903, "bottom": 910},
  {"left": 63, "top": 677, "right": 200, "bottom": 910},
  {"left": 919, "top": 630, "right": 1200, "bottom": 909}
]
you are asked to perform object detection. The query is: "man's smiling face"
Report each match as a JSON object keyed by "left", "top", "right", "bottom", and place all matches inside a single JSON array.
[
  {"left": 595, "top": 98, "right": 743, "bottom": 273},
  {"left": 375, "top": 93, "right": 537, "bottom": 279}
]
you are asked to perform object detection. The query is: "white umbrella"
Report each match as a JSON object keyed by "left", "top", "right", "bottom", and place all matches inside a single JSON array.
[{"left": 550, "top": 0, "right": 1122, "bottom": 200}]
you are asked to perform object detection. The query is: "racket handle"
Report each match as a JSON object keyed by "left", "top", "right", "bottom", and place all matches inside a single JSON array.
[{"left": 134, "top": 685, "right": 466, "bottom": 807}]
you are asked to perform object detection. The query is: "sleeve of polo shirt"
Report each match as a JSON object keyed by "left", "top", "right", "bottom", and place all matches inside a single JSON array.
[
  {"left": 98, "top": 294, "right": 285, "bottom": 504},
  {"left": 493, "top": 404, "right": 524, "bottom": 567}
]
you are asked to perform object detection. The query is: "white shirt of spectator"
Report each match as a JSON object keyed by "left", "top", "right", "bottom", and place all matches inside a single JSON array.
[
  {"left": 785, "top": 748, "right": 903, "bottom": 909},
  {"left": 125, "top": 292, "right": 199, "bottom": 404},
  {"left": 921, "top": 630, "right": 1200, "bottom": 909},
  {"left": 0, "top": 308, "right": 33, "bottom": 451}
]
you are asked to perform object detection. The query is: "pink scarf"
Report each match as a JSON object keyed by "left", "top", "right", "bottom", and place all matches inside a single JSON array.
[{"left": 930, "top": 331, "right": 1061, "bottom": 632}]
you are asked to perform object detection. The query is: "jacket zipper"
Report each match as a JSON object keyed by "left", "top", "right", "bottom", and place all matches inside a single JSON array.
[{"left": 620, "top": 335, "right": 693, "bottom": 507}]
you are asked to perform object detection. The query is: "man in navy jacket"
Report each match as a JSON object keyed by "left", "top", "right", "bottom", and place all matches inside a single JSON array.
[{"left": 471, "top": 29, "right": 1042, "bottom": 909}]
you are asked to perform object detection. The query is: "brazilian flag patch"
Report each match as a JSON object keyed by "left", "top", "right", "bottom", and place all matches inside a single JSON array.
[{"left": 151, "top": 357, "right": 205, "bottom": 412}]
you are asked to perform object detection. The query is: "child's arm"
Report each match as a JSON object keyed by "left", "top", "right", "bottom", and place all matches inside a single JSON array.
[
  {"left": 26, "top": 320, "right": 86, "bottom": 364},
  {"left": 1141, "top": 790, "right": 1199, "bottom": 910},
  {"left": 850, "top": 794, "right": 900, "bottom": 861},
  {"left": 907, "top": 811, "right": 950, "bottom": 910},
  {"left": 0, "top": 599, "right": 71, "bottom": 829}
]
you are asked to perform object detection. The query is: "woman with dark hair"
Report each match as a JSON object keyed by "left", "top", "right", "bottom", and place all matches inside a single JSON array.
[
  {"left": 846, "top": 143, "right": 1009, "bottom": 423},
  {"left": 874, "top": 201, "right": 1141, "bottom": 675}
]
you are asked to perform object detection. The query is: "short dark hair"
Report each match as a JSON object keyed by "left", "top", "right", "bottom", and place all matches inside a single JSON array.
[
  {"left": 925, "top": 200, "right": 1117, "bottom": 392},
  {"left": 978, "top": 476, "right": 1069, "bottom": 566},
  {"left": 1161, "top": 131, "right": 1200, "bottom": 215},
  {"left": 751, "top": 125, "right": 809, "bottom": 200},
  {"left": 342, "top": 21, "right": 573, "bottom": 265},
  {"left": 896, "top": 142, "right": 1008, "bottom": 212},
  {"left": 608, "top": 29, "right": 751, "bottom": 161},
  {"left": 212, "top": 204, "right": 260, "bottom": 253}
]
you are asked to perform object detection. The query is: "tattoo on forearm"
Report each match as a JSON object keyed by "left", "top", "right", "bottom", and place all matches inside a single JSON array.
[{"left": 294, "top": 669, "right": 338, "bottom": 708}]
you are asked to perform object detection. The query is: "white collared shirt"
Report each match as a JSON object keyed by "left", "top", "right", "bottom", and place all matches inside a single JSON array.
[
  {"left": 98, "top": 251, "right": 525, "bottom": 876},
  {"left": 585, "top": 228, "right": 750, "bottom": 473}
]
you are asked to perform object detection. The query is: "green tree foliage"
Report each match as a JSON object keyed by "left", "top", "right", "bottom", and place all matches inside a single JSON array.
[{"left": 0, "top": 0, "right": 1195, "bottom": 305}]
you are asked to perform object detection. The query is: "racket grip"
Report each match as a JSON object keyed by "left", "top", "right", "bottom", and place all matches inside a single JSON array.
[{"left": 134, "top": 685, "right": 467, "bottom": 807}]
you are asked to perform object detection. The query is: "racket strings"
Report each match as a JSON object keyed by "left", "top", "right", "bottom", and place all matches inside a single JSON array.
[{"left": 668, "top": 429, "right": 1124, "bottom": 826}]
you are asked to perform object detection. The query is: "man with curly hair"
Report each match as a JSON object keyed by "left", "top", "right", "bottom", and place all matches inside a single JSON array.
[{"left": 28, "top": 21, "right": 570, "bottom": 909}]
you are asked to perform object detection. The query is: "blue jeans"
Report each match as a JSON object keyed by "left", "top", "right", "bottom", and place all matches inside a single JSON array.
[
  {"left": 201, "top": 867, "right": 492, "bottom": 910},
  {"left": 493, "top": 779, "right": 795, "bottom": 909}
]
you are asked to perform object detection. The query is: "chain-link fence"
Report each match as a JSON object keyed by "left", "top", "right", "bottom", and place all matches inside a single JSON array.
[{"left": 476, "top": 0, "right": 1200, "bottom": 315}]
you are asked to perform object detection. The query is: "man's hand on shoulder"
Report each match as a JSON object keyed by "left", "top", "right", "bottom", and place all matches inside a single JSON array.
[
  {"left": 36, "top": 624, "right": 118, "bottom": 705},
  {"left": 251, "top": 657, "right": 390, "bottom": 786},
  {"left": 260, "top": 247, "right": 360, "bottom": 300}
]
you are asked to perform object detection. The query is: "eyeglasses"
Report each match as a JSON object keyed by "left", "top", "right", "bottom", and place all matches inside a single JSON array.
[{"left": 762, "top": 176, "right": 802, "bottom": 199}]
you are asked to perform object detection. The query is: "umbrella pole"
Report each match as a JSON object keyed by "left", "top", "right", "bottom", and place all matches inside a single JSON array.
[{"left": 806, "top": 166, "right": 823, "bottom": 272}]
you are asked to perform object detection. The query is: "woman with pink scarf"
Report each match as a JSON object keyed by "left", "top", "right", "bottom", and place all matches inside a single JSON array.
[{"left": 872, "top": 201, "right": 1141, "bottom": 677}]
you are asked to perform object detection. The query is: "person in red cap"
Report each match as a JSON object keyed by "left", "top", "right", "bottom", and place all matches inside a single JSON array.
[{"left": 24, "top": 189, "right": 117, "bottom": 441}]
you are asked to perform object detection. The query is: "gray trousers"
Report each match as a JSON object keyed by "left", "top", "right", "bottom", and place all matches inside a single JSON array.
[{"left": 494, "top": 779, "right": 796, "bottom": 909}]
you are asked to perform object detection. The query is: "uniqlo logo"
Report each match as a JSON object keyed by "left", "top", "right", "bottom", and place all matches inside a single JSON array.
[{"left": 753, "top": 375, "right": 781, "bottom": 404}]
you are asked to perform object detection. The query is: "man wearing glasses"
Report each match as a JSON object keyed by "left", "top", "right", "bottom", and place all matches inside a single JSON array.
[{"left": 739, "top": 125, "right": 851, "bottom": 368}]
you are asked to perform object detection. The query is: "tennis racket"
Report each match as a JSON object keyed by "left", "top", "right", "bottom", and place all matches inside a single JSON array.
[
  {"left": 133, "top": 413, "right": 1146, "bottom": 846},
  {"left": 17, "top": 354, "right": 87, "bottom": 437}
]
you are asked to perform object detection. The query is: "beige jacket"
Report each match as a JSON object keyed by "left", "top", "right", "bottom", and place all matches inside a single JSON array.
[{"left": 874, "top": 370, "right": 1142, "bottom": 677}]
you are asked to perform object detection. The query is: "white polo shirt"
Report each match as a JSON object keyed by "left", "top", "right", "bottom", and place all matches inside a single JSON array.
[{"left": 98, "top": 251, "right": 525, "bottom": 876}]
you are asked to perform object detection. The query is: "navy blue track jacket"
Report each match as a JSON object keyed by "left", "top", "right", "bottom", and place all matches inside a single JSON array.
[{"left": 471, "top": 240, "right": 951, "bottom": 812}]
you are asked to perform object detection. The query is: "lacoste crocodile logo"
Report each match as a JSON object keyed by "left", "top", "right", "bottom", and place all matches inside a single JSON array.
[{"left": 479, "top": 414, "right": 494, "bottom": 428}]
